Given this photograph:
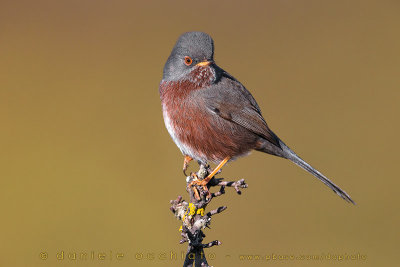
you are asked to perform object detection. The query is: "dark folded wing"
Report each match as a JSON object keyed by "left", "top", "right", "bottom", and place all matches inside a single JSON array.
[{"left": 200, "top": 72, "right": 281, "bottom": 148}]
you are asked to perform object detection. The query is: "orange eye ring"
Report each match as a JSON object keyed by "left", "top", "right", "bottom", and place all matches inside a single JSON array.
[{"left": 184, "top": 56, "right": 193, "bottom": 66}]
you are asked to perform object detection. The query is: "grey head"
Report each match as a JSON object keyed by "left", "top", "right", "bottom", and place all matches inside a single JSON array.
[{"left": 163, "top": 32, "right": 214, "bottom": 81}]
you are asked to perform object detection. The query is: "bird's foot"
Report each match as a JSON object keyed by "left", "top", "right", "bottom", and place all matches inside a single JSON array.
[
  {"left": 187, "top": 173, "right": 212, "bottom": 201},
  {"left": 183, "top": 155, "right": 193, "bottom": 176},
  {"left": 186, "top": 157, "right": 230, "bottom": 201}
]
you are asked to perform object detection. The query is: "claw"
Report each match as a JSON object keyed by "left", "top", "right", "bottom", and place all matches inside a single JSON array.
[
  {"left": 183, "top": 155, "right": 193, "bottom": 176},
  {"left": 188, "top": 177, "right": 212, "bottom": 200},
  {"left": 186, "top": 157, "right": 230, "bottom": 201},
  {"left": 193, "top": 186, "right": 201, "bottom": 200}
]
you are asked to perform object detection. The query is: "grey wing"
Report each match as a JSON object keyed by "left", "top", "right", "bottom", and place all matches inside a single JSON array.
[{"left": 200, "top": 73, "right": 281, "bottom": 148}]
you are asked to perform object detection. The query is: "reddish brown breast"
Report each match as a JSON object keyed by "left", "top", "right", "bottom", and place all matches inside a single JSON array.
[
  {"left": 160, "top": 66, "right": 256, "bottom": 163},
  {"left": 160, "top": 68, "right": 215, "bottom": 162}
]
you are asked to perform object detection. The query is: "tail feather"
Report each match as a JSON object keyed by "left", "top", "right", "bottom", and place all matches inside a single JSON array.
[{"left": 278, "top": 141, "right": 355, "bottom": 204}]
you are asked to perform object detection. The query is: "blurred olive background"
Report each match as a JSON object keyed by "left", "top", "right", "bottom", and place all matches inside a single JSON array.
[{"left": 0, "top": 0, "right": 399, "bottom": 266}]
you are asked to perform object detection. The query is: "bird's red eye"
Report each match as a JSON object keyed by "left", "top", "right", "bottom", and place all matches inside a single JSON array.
[{"left": 184, "top": 56, "right": 193, "bottom": 66}]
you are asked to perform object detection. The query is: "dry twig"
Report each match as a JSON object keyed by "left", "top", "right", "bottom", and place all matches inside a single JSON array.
[{"left": 170, "top": 164, "right": 248, "bottom": 267}]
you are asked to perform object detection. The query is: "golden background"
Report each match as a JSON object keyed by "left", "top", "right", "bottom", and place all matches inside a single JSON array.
[{"left": 1, "top": 0, "right": 399, "bottom": 266}]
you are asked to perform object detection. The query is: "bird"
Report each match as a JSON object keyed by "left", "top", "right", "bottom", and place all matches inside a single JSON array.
[{"left": 159, "top": 31, "right": 354, "bottom": 204}]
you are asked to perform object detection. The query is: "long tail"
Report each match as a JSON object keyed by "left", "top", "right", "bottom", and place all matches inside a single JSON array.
[{"left": 276, "top": 140, "right": 355, "bottom": 204}]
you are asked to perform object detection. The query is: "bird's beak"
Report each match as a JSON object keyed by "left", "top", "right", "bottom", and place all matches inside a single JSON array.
[{"left": 196, "top": 61, "right": 212, "bottom": 67}]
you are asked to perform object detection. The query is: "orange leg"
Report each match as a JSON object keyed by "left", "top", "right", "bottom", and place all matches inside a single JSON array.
[
  {"left": 187, "top": 157, "right": 230, "bottom": 200},
  {"left": 187, "top": 172, "right": 201, "bottom": 200},
  {"left": 183, "top": 155, "right": 193, "bottom": 176},
  {"left": 192, "top": 186, "right": 201, "bottom": 200},
  {"left": 199, "top": 157, "right": 230, "bottom": 186}
]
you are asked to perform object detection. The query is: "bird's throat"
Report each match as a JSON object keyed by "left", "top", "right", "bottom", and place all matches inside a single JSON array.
[
  {"left": 187, "top": 65, "right": 216, "bottom": 87},
  {"left": 159, "top": 66, "right": 216, "bottom": 100}
]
